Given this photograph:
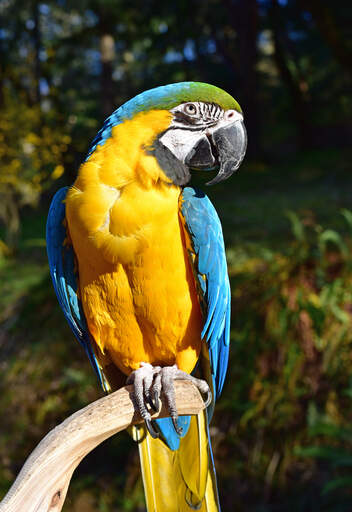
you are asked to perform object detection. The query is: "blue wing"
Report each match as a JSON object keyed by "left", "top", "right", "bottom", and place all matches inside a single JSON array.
[
  {"left": 180, "top": 186, "right": 231, "bottom": 402},
  {"left": 46, "top": 187, "right": 108, "bottom": 391}
]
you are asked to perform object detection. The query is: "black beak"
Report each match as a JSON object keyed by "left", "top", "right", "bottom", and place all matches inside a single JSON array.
[
  {"left": 206, "top": 120, "right": 247, "bottom": 185},
  {"left": 185, "top": 120, "right": 247, "bottom": 186}
]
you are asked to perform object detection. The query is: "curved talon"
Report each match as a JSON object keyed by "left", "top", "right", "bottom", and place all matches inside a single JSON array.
[
  {"left": 203, "top": 388, "right": 212, "bottom": 408},
  {"left": 172, "top": 417, "right": 183, "bottom": 436},
  {"left": 145, "top": 419, "right": 159, "bottom": 439},
  {"left": 145, "top": 396, "right": 158, "bottom": 412},
  {"left": 128, "top": 362, "right": 212, "bottom": 439},
  {"left": 151, "top": 390, "right": 160, "bottom": 412}
]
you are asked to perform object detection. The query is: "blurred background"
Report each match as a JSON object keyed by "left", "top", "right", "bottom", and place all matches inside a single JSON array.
[{"left": 0, "top": 0, "right": 352, "bottom": 510}]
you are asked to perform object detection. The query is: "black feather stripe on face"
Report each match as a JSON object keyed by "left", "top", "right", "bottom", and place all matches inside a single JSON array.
[
  {"left": 172, "top": 101, "right": 224, "bottom": 129},
  {"left": 146, "top": 138, "right": 191, "bottom": 186}
]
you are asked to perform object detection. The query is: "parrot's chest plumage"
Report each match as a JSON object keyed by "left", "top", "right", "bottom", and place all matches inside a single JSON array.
[{"left": 66, "top": 153, "right": 203, "bottom": 376}]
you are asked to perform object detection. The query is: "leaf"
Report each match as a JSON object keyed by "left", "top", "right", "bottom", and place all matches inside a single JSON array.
[
  {"left": 318, "top": 229, "right": 348, "bottom": 258},
  {"left": 295, "top": 445, "right": 352, "bottom": 465},
  {"left": 341, "top": 209, "right": 352, "bottom": 234},
  {"left": 309, "top": 422, "right": 352, "bottom": 442},
  {"left": 331, "top": 303, "right": 350, "bottom": 324},
  {"left": 285, "top": 211, "right": 305, "bottom": 242},
  {"left": 323, "top": 476, "right": 352, "bottom": 495}
]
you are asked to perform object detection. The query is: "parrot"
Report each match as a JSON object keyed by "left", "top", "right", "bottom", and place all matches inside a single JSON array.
[{"left": 46, "top": 81, "right": 247, "bottom": 511}]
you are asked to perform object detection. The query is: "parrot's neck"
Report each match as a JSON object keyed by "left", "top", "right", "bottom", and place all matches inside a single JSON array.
[{"left": 77, "top": 109, "right": 175, "bottom": 192}]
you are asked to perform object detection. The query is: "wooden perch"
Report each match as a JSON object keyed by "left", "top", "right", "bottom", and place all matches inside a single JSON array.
[{"left": 0, "top": 381, "right": 205, "bottom": 512}]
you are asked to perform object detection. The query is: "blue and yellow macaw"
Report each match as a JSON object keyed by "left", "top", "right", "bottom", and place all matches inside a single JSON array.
[{"left": 46, "top": 82, "right": 246, "bottom": 511}]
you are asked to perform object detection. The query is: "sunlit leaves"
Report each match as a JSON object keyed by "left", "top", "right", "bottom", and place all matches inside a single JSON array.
[{"left": 0, "top": 88, "right": 70, "bottom": 248}]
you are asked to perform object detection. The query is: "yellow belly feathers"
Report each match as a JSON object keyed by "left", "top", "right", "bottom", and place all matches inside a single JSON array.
[{"left": 65, "top": 110, "right": 203, "bottom": 376}]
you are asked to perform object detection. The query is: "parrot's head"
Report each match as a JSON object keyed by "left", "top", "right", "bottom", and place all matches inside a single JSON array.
[{"left": 87, "top": 82, "right": 247, "bottom": 186}]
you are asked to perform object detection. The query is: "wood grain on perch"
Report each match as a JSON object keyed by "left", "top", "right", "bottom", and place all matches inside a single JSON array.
[{"left": 0, "top": 380, "right": 205, "bottom": 512}]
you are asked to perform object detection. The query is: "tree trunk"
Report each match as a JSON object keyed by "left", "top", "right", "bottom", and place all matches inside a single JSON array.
[
  {"left": 300, "top": 0, "right": 352, "bottom": 75},
  {"left": 270, "top": 0, "right": 314, "bottom": 151},
  {"left": 221, "top": 0, "right": 261, "bottom": 158},
  {"left": 100, "top": 30, "right": 116, "bottom": 119},
  {"left": 32, "top": 0, "right": 41, "bottom": 105}
]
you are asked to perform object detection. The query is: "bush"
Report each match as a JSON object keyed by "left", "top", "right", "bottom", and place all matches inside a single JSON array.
[{"left": 216, "top": 210, "right": 352, "bottom": 509}]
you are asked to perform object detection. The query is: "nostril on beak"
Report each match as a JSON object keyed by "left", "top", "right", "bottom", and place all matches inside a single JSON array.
[{"left": 224, "top": 109, "right": 242, "bottom": 122}]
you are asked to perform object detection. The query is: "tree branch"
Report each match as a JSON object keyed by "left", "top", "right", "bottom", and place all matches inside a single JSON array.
[{"left": 0, "top": 381, "right": 205, "bottom": 512}]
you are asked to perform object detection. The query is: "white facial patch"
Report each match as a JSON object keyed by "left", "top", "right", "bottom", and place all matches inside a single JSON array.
[{"left": 159, "top": 129, "right": 205, "bottom": 164}]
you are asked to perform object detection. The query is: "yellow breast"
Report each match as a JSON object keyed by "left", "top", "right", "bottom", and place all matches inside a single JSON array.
[{"left": 65, "top": 110, "right": 203, "bottom": 376}]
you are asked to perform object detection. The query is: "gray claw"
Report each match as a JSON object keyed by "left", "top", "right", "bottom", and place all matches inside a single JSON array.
[
  {"left": 145, "top": 393, "right": 158, "bottom": 412},
  {"left": 172, "top": 417, "right": 183, "bottom": 436},
  {"left": 128, "top": 362, "right": 211, "bottom": 439},
  {"left": 145, "top": 419, "right": 159, "bottom": 439},
  {"left": 203, "top": 388, "right": 212, "bottom": 408},
  {"left": 151, "top": 389, "right": 160, "bottom": 412},
  {"left": 173, "top": 370, "right": 212, "bottom": 408}
]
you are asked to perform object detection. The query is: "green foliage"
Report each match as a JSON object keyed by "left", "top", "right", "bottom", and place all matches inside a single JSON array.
[
  {"left": 0, "top": 86, "right": 70, "bottom": 249},
  {"left": 296, "top": 414, "right": 352, "bottom": 496},
  {"left": 213, "top": 204, "right": 352, "bottom": 509}
]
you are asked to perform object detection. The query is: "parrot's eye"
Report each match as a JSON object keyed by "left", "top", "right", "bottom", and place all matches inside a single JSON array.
[{"left": 183, "top": 103, "right": 198, "bottom": 116}]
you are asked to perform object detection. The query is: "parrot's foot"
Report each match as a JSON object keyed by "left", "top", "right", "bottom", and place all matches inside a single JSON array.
[{"left": 127, "top": 363, "right": 211, "bottom": 439}]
